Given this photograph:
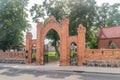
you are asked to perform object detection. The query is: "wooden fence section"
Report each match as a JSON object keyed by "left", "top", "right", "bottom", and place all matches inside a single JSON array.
[
  {"left": 83, "top": 49, "right": 120, "bottom": 67},
  {"left": 0, "top": 52, "right": 25, "bottom": 64}
]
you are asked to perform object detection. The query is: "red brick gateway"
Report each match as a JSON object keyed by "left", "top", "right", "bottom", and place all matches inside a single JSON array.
[{"left": 26, "top": 16, "right": 120, "bottom": 66}]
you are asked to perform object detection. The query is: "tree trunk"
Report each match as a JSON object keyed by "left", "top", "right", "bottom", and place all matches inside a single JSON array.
[
  {"left": 54, "top": 39, "right": 60, "bottom": 58},
  {"left": 54, "top": 44, "right": 60, "bottom": 57}
]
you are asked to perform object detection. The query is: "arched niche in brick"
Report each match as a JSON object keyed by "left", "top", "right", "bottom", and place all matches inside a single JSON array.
[
  {"left": 68, "top": 36, "right": 78, "bottom": 65},
  {"left": 69, "top": 41, "right": 78, "bottom": 66},
  {"left": 31, "top": 39, "right": 36, "bottom": 63}
]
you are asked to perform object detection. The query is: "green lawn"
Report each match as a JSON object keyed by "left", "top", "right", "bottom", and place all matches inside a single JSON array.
[
  {"left": 45, "top": 52, "right": 56, "bottom": 56},
  {"left": 45, "top": 52, "right": 58, "bottom": 62},
  {"left": 32, "top": 52, "right": 59, "bottom": 62},
  {"left": 32, "top": 51, "right": 77, "bottom": 62}
]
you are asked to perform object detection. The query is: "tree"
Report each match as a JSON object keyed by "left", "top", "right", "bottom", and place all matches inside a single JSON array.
[
  {"left": 30, "top": 4, "right": 44, "bottom": 23},
  {"left": 107, "top": 3, "right": 120, "bottom": 26},
  {"left": 96, "top": 3, "right": 120, "bottom": 27},
  {"left": 0, "top": 0, "right": 30, "bottom": 51},
  {"left": 67, "top": 0, "right": 98, "bottom": 48},
  {"left": 30, "top": 0, "right": 98, "bottom": 50}
]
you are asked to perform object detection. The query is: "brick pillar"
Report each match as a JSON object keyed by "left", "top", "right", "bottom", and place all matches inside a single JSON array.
[
  {"left": 26, "top": 32, "right": 32, "bottom": 64},
  {"left": 77, "top": 24, "right": 86, "bottom": 66},
  {"left": 60, "top": 16, "right": 69, "bottom": 66},
  {"left": 36, "top": 22, "right": 43, "bottom": 65}
]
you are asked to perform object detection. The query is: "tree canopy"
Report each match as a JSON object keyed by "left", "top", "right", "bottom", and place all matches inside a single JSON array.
[
  {"left": 96, "top": 3, "right": 120, "bottom": 27},
  {"left": 0, "top": 0, "right": 30, "bottom": 51},
  {"left": 30, "top": 0, "right": 120, "bottom": 49}
]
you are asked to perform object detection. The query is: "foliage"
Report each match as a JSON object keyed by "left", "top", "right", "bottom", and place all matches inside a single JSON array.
[
  {"left": 30, "top": 0, "right": 120, "bottom": 49},
  {"left": 30, "top": 0, "right": 66, "bottom": 22},
  {"left": 96, "top": 3, "right": 120, "bottom": 27},
  {"left": 67, "top": 0, "right": 98, "bottom": 48},
  {"left": 0, "top": 0, "right": 30, "bottom": 51},
  {"left": 30, "top": 4, "right": 44, "bottom": 22},
  {"left": 30, "top": 0, "right": 98, "bottom": 49}
]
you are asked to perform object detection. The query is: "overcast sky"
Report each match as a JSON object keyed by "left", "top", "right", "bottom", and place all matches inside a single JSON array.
[{"left": 26, "top": 0, "right": 120, "bottom": 40}]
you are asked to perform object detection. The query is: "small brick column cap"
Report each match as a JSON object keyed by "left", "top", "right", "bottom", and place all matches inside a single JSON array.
[
  {"left": 37, "top": 22, "right": 43, "bottom": 27},
  {"left": 48, "top": 16, "right": 57, "bottom": 23},
  {"left": 77, "top": 24, "right": 86, "bottom": 33},
  {"left": 26, "top": 32, "right": 32, "bottom": 36},
  {"left": 61, "top": 16, "right": 69, "bottom": 26}
]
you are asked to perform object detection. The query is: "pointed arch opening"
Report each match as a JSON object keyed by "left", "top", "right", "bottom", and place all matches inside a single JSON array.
[
  {"left": 31, "top": 44, "right": 36, "bottom": 63},
  {"left": 70, "top": 42, "right": 77, "bottom": 66},
  {"left": 43, "top": 29, "right": 60, "bottom": 65}
]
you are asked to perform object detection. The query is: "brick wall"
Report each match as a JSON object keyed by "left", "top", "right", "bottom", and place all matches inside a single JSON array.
[
  {"left": 98, "top": 38, "right": 120, "bottom": 49},
  {"left": 84, "top": 49, "right": 120, "bottom": 60},
  {"left": 0, "top": 52, "right": 26, "bottom": 64}
]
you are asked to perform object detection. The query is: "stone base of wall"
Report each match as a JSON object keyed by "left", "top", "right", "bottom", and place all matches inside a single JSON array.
[
  {"left": 0, "top": 59, "right": 25, "bottom": 64},
  {"left": 83, "top": 60, "right": 120, "bottom": 67}
]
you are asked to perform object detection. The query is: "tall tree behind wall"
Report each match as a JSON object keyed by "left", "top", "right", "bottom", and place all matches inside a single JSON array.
[
  {"left": 30, "top": 0, "right": 98, "bottom": 49},
  {"left": 0, "top": 0, "right": 30, "bottom": 51},
  {"left": 67, "top": 0, "right": 98, "bottom": 48},
  {"left": 96, "top": 3, "right": 120, "bottom": 27},
  {"left": 30, "top": 0, "right": 119, "bottom": 49}
]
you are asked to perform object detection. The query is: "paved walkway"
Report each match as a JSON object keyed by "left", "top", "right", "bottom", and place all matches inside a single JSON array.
[{"left": 0, "top": 63, "right": 120, "bottom": 74}]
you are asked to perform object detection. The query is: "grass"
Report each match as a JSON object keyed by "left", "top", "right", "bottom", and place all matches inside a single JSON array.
[
  {"left": 32, "top": 52, "right": 59, "bottom": 62},
  {"left": 45, "top": 52, "right": 56, "bottom": 56},
  {"left": 32, "top": 51, "right": 77, "bottom": 62},
  {"left": 45, "top": 52, "right": 59, "bottom": 62}
]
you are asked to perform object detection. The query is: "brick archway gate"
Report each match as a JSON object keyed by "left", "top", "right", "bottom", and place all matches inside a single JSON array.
[
  {"left": 36, "top": 16, "right": 70, "bottom": 66},
  {"left": 26, "top": 16, "right": 86, "bottom": 66}
]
